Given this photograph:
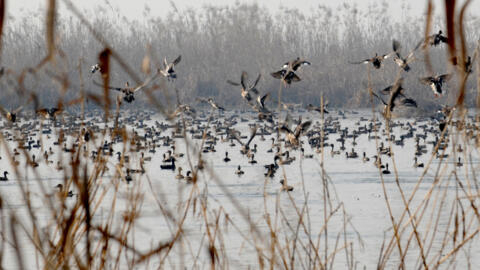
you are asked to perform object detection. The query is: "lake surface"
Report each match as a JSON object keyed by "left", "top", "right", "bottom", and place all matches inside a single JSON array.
[{"left": 0, "top": 109, "right": 478, "bottom": 269}]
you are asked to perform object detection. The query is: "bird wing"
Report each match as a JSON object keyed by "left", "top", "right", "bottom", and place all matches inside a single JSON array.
[
  {"left": 400, "top": 97, "right": 417, "bottom": 107},
  {"left": 245, "top": 125, "right": 258, "bottom": 147},
  {"left": 252, "top": 73, "right": 261, "bottom": 88},
  {"left": 259, "top": 93, "right": 269, "bottom": 108},
  {"left": 419, "top": 76, "right": 434, "bottom": 85},
  {"left": 392, "top": 39, "right": 401, "bottom": 53},
  {"left": 13, "top": 106, "right": 23, "bottom": 114},
  {"left": 294, "top": 121, "right": 312, "bottom": 138},
  {"left": 290, "top": 73, "right": 301, "bottom": 82},
  {"left": 172, "top": 55, "right": 181, "bottom": 66},
  {"left": 349, "top": 59, "right": 371, "bottom": 65},
  {"left": 92, "top": 80, "right": 125, "bottom": 92},
  {"left": 271, "top": 70, "right": 285, "bottom": 79},
  {"left": 133, "top": 72, "right": 160, "bottom": 92},
  {"left": 227, "top": 80, "right": 240, "bottom": 86},
  {"left": 241, "top": 71, "right": 248, "bottom": 89},
  {"left": 438, "top": 74, "right": 452, "bottom": 83},
  {"left": 292, "top": 59, "right": 311, "bottom": 71},
  {"left": 393, "top": 57, "right": 404, "bottom": 67},
  {"left": 372, "top": 92, "right": 387, "bottom": 106}
]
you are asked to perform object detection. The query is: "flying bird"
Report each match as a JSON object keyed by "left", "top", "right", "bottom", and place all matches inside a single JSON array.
[
  {"left": 419, "top": 74, "right": 451, "bottom": 98},
  {"left": 0, "top": 106, "right": 23, "bottom": 122},
  {"left": 372, "top": 79, "right": 417, "bottom": 117},
  {"left": 160, "top": 55, "right": 181, "bottom": 80},
  {"left": 93, "top": 72, "right": 159, "bottom": 103},
  {"left": 350, "top": 53, "right": 392, "bottom": 69},
  {"left": 227, "top": 71, "right": 261, "bottom": 102},
  {"left": 271, "top": 57, "right": 311, "bottom": 85},
  {"left": 392, "top": 39, "right": 421, "bottom": 72},
  {"left": 280, "top": 117, "right": 312, "bottom": 145}
]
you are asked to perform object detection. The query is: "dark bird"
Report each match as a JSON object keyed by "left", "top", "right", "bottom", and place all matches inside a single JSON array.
[
  {"left": 271, "top": 57, "right": 311, "bottom": 85},
  {"left": 227, "top": 71, "right": 261, "bottom": 102},
  {"left": 350, "top": 53, "right": 392, "bottom": 69},
  {"left": 160, "top": 55, "right": 181, "bottom": 80},
  {"left": 428, "top": 30, "right": 448, "bottom": 46},
  {"left": 93, "top": 72, "right": 159, "bottom": 103},
  {"left": 228, "top": 125, "right": 257, "bottom": 155},
  {"left": 392, "top": 39, "right": 421, "bottom": 72},
  {"left": 307, "top": 103, "right": 329, "bottom": 114},
  {"left": 419, "top": 74, "right": 451, "bottom": 98},
  {"left": 90, "top": 63, "right": 101, "bottom": 74},
  {"left": 0, "top": 106, "right": 23, "bottom": 122},
  {"left": 372, "top": 79, "right": 417, "bottom": 117},
  {"left": 280, "top": 117, "right": 312, "bottom": 145},
  {"left": 36, "top": 108, "right": 62, "bottom": 119}
]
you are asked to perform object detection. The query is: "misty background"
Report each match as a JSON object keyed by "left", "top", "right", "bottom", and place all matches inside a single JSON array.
[{"left": 2, "top": 0, "right": 480, "bottom": 112}]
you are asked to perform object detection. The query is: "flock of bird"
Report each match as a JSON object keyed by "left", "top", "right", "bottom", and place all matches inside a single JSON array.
[{"left": 0, "top": 30, "right": 477, "bottom": 195}]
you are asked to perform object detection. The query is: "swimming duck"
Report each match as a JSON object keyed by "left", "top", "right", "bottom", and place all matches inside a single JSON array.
[
  {"left": 235, "top": 165, "right": 244, "bottom": 175},
  {"left": 382, "top": 163, "right": 391, "bottom": 174},
  {"left": 0, "top": 171, "right": 8, "bottom": 181},
  {"left": 223, "top": 152, "right": 231, "bottom": 163},
  {"left": 280, "top": 178, "right": 294, "bottom": 192},
  {"left": 413, "top": 157, "right": 424, "bottom": 168}
]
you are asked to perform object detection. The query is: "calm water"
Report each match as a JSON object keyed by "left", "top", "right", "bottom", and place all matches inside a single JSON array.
[{"left": 1, "top": 110, "right": 479, "bottom": 269}]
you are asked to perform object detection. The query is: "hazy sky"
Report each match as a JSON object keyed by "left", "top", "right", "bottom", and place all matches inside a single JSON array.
[{"left": 7, "top": 0, "right": 479, "bottom": 22}]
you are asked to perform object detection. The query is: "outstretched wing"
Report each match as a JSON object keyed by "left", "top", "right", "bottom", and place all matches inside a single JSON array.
[
  {"left": 252, "top": 73, "right": 261, "bottom": 88},
  {"left": 245, "top": 125, "right": 258, "bottom": 147},
  {"left": 294, "top": 121, "right": 312, "bottom": 138},
  {"left": 419, "top": 76, "right": 434, "bottom": 85},
  {"left": 172, "top": 55, "right": 181, "bottom": 66},
  {"left": 271, "top": 70, "right": 285, "bottom": 79},
  {"left": 372, "top": 92, "right": 387, "bottom": 106},
  {"left": 349, "top": 59, "right": 371, "bottom": 65},
  {"left": 133, "top": 72, "right": 160, "bottom": 92},
  {"left": 438, "top": 73, "right": 452, "bottom": 83},
  {"left": 227, "top": 80, "right": 240, "bottom": 86},
  {"left": 92, "top": 80, "right": 125, "bottom": 92},
  {"left": 241, "top": 71, "right": 248, "bottom": 89}
]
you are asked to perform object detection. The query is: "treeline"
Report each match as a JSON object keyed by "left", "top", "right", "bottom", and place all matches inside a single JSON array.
[{"left": 1, "top": 1, "right": 480, "bottom": 112}]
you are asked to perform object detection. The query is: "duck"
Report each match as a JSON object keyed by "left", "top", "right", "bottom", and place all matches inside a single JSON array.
[
  {"left": 185, "top": 171, "right": 193, "bottom": 183},
  {"left": 160, "top": 55, "right": 181, "bottom": 80},
  {"left": 160, "top": 158, "right": 176, "bottom": 170},
  {"left": 30, "top": 155, "right": 39, "bottom": 168},
  {"left": 235, "top": 165, "right": 244, "bottom": 175},
  {"left": 125, "top": 169, "right": 132, "bottom": 183},
  {"left": 382, "top": 163, "right": 391, "bottom": 174},
  {"left": 419, "top": 74, "right": 451, "bottom": 98},
  {"left": 350, "top": 52, "right": 392, "bottom": 69},
  {"left": 92, "top": 74, "right": 159, "bottom": 103},
  {"left": 55, "top": 184, "right": 74, "bottom": 197},
  {"left": 0, "top": 171, "right": 8, "bottom": 181},
  {"left": 391, "top": 39, "right": 420, "bottom": 72},
  {"left": 362, "top": 152, "right": 370, "bottom": 162},
  {"left": 279, "top": 179, "right": 294, "bottom": 192},
  {"left": 271, "top": 57, "right": 311, "bottom": 85},
  {"left": 413, "top": 157, "right": 424, "bottom": 168},
  {"left": 223, "top": 152, "right": 231, "bottom": 163},
  {"left": 176, "top": 167, "right": 184, "bottom": 180},
  {"left": 456, "top": 157, "right": 463, "bottom": 167},
  {"left": 227, "top": 71, "right": 260, "bottom": 102},
  {"left": 428, "top": 30, "right": 448, "bottom": 46},
  {"left": 248, "top": 154, "right": 257, "bottom": 164}
]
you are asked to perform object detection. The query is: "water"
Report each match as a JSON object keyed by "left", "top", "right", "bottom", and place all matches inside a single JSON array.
[{"left": 0, "top": 110, "right": 479, "bottom": 269}]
